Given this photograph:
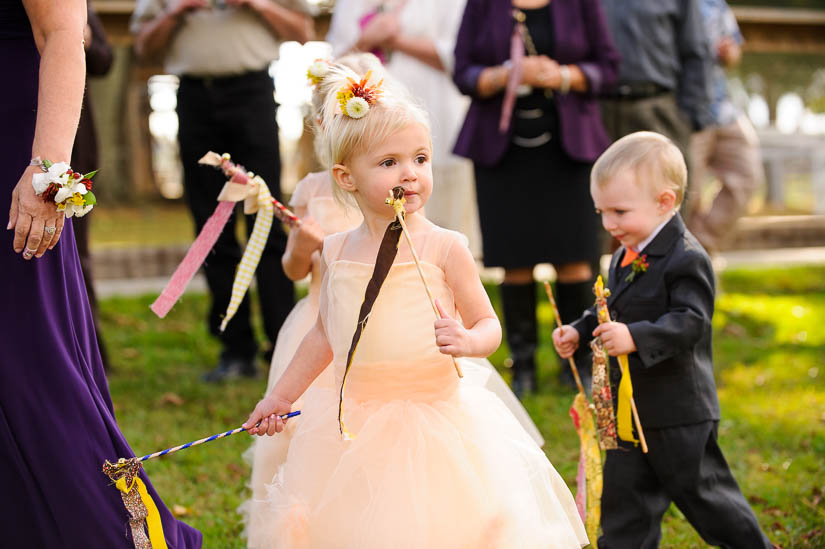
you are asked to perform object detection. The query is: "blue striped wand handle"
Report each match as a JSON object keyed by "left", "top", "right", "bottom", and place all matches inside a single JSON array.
[{"left": 137, "top": 411, "right": 300, "bottom": 463}]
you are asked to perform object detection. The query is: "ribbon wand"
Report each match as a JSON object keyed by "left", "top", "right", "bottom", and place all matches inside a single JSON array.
[
  {"left": 543, "top": 281, "right": 585, "bottom": 395},
  {"left": 102, "top": 411, "right": 300, "bottom": 549},
  {"left": 594, "top": 276, "right": 648, "bottom": 453},
  {"left": 386, "top": 187, "right": 463, "bottom": 378}
]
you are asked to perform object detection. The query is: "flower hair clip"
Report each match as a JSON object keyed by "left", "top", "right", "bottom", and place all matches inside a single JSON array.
[
  {"left": 307, "top": 58, "right": 331, "bottom": 87},
  {"left": 336, "top": 70, "right": 383, "bottom": 119},
  {"left": 30, "top": 157, "right": 98, "bottom": 218}
]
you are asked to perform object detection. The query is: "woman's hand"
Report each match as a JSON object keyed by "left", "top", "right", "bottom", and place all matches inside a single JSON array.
[
  {"left": 357, "top": 12, "right": 399, "bottom": 51},
  {"left": 8, "top": 166, "right": 65, "bottom": 259},
  {"left": 521, "top": 55, "right": 561, "bottom": 89},
  {"left": 244, "top": 393, "right": 294, "bottom": 436}
]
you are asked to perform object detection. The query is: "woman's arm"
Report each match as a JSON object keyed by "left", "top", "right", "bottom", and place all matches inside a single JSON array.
[
  {"left": 133, "top": 0, "right": 207, "bottom": 60},
  {"left": 9, "top": 0, "right": 86, "bottom": 258},
  {"left": 228, "top": 0, "right": 314, "bottom": 44},
  {"left": 386, "top": 34, "right": 444, "bottom": 71},
  {"left": 437, "top": 239, "right": 501, "bottom": 358}
]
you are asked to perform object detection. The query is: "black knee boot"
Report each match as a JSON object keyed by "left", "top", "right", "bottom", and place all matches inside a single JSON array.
[
  {"left": 500, "top": 282, "right": 538, "bottom": 398},
  {"left": 555, "top": 280, "right": 594, "bottom": 392}
]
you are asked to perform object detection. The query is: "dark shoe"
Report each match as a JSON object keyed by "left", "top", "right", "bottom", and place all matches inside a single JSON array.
[
  {"left": 511, "top": 367, "right": 536, "bottom": 399},
  {"left": 201, "top": 356, "right": 258, "bottom": 383}
]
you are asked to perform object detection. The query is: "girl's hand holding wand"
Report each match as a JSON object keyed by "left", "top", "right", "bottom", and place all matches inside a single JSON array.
[
  {"left": 291, "top": 216, "right": 324, "bottom": 258},
  {"left": 434, "top": 298, "right": 474, "bottom": 357},
  {"left": 244, "top": 393, "right": 294, "bottom": 436}
]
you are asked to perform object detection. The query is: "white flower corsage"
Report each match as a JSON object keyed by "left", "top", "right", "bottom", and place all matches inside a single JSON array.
[{"left": 31, "top": 157, "right": 98, "bottom": 218}]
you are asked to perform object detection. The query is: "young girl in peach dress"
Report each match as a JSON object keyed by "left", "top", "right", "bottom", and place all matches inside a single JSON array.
[{"left": 243, "top": 64, "right": 579, "bottom": 549}]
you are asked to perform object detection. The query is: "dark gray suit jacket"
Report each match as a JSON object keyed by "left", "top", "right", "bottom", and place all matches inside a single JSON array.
[{"left": 571, "top": 213, "right": 720, "bottom": 428}]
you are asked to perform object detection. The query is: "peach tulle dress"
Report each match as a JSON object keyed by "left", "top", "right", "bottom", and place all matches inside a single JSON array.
[{"left": 242, "top": 223, "right": 587, "bottom": 549}]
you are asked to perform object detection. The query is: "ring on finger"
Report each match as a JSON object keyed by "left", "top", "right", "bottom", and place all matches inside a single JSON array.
[{"left": 45, "top": 226, "right": 56, "bottom": 235}]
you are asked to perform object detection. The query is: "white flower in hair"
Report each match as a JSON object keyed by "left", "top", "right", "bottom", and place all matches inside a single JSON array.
[
  {"left": 307, "top": 59, "right": 330, "bottom": 85},
  {"left": 345, "top": 97, "right": 370, "bottom": 119}
]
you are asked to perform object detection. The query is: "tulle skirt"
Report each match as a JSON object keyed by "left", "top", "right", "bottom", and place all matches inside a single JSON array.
[{"left": 246, "top": 377, "right": 587, "bottom": 549}]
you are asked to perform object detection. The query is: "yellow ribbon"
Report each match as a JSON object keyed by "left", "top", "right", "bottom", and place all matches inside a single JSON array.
[
  {"left": 220, "top": 177, "right": 274, "bottom": 332},
  {"left": 116, "top": 476, "right": 169, "bottom": 549},
  {"left": 572, "top": 393, "right": 603, "bottom": 546},
  {"left": 616, "top": 354, "right": 638, "bottom": 444}
]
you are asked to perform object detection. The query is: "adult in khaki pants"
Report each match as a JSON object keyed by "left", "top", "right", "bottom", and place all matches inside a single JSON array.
[{"left": 688, "top": 0, "right": 763, "bottom": 253}]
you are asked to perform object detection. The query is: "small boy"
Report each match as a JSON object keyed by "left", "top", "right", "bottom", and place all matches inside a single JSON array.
[{"left": 553, "top": 132, "right": 772, "bottom": 548}]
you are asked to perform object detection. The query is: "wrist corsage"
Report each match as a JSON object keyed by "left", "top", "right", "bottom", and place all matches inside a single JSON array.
[
  {"left": 625, "top": 254, "right": 649, "bottom": 283},
  {"left": 30, "top": 157, "right": 97, "bottom": 218}
]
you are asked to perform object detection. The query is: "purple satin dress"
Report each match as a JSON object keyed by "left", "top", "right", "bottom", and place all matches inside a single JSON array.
[{"left": 0, "top": 3, "right": 202, "bottom": 547}]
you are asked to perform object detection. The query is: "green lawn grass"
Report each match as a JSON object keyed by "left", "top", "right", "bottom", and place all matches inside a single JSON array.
[{"left": 101, "top": 266, "right": 825, "bottom": 548}]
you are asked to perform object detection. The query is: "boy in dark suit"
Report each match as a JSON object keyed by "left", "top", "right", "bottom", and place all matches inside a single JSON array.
[{"left": 553, "top": 131, "right": 772, "bottom": 548}]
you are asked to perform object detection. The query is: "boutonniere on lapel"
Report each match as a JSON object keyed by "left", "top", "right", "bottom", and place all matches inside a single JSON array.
[{"left": 625, "top": 254, "right": 649, "bottom": 283}]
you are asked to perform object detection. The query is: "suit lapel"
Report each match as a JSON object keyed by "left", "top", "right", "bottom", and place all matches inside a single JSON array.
[{"left": 607, "top": 214, "right": 686, "bottom": 310}]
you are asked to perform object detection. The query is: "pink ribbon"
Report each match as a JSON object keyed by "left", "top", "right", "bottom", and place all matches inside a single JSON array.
[{"left": 498, "top": 24, "right": 524, "bottom": 134}]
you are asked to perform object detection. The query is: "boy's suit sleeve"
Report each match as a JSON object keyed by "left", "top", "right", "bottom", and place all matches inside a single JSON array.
[
  {"left": 626, "top": 249, "right": 715, "bottom": 368},
  {"left": 570, "top": 305, "right": 599, "bottom": 347}
]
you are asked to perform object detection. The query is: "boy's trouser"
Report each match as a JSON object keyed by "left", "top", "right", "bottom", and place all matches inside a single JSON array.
[{"left": 599, "top": 420, "right": 772, "bottom": 549}]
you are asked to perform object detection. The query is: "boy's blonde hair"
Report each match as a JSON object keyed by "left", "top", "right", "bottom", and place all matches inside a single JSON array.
[
  {"left": 591, "top": 131, "right": 687, "bottom": 207},
  {"left": 317, "top": 64, "right": 431, "bottom": 203}
]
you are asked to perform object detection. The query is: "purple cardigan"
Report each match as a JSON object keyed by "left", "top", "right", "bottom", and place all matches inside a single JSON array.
[{"left": 452, "top": 0, "right": 619, "bottom": 167}]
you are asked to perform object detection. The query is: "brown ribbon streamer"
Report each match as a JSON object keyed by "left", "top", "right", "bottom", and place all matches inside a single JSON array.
[{"left": 337, "top": 187, "right": 405, "bottom": 436}]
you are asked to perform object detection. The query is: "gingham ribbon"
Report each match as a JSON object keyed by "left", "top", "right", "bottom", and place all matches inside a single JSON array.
[{"left": 220, "top": 177, "right": 274, "bottom": 332}]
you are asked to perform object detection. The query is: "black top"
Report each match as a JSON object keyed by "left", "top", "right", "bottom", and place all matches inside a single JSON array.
[{"left": 512, "top": 6, "right": 558, "bottom": 145}]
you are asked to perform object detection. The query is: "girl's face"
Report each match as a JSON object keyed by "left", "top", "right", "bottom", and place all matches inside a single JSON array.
[{"left": 334, "top": 122, "right": 433, "bottom": 219}]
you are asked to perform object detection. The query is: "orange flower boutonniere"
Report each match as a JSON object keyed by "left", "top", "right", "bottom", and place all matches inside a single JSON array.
[{"left": 625, "top": 254, "right": 649, "bottom": 283}]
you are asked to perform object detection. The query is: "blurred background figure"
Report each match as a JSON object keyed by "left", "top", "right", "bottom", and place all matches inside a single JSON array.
[
  {"left": 686, "top": 0, "right": 764, "bottom": 254},
  {"left": 73, "top": 5, "right": 113, "bottom": 370},
  {"left": 325, "top": 0, "right": 483, "bottom": 257},
  {"left": 452, "top": 0, "right": 619, "bottom": 396},
  {"left": 130, "top": 0, "right": 314, "bottom": 382},
  {"left": 598, "top": 0, "right": 714, "bottom": 177}
]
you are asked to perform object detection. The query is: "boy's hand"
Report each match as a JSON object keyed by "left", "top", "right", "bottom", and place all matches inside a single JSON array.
[
  {"left": 244, "top": 393, "right": 293, "bottom": 436},
  {"left": 434, "top": 299, "right": 472, "bottom": 357},
  {"left": 552, "top": 325, "right": 579, "bottom": 358},
  {"left": 592, "top": 321, "right": 636, "bottom": 356},
  {"left": 293, "top": 217, "right": 324, "bottom": 256}
]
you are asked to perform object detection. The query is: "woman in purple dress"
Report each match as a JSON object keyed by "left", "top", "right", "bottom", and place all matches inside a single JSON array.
[{"left": 0, "top": 1, "right": 201, "bottom": 546}]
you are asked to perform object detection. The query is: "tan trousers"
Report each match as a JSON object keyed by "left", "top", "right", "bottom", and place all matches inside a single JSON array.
[{"left": 687, "top": 115, "right": 763, "bottom": 251}]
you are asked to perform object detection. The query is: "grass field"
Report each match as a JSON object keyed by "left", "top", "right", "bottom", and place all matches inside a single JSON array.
[{"left": 101, "top": 265, "right": 825, "bottom": 548}]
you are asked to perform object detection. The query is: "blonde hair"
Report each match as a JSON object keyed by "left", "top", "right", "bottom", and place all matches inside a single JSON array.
[
  {"left": 591, "top": 131, "right": 687, "bottom": 207},
  {"left": 309, "top": 54, "right": 386, "bottom": 168},
  {"left": 317, "top": 65, "right": 431, "bottom": 203}
]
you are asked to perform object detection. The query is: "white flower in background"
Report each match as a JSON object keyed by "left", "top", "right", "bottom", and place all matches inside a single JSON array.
[{"left": 345, "top": 97, "right": 369, "bottom": 119}]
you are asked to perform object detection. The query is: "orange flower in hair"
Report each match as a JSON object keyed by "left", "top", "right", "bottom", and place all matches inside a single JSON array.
[{"left": 336, "top": 70, "right": 384, "bottom": 119}]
